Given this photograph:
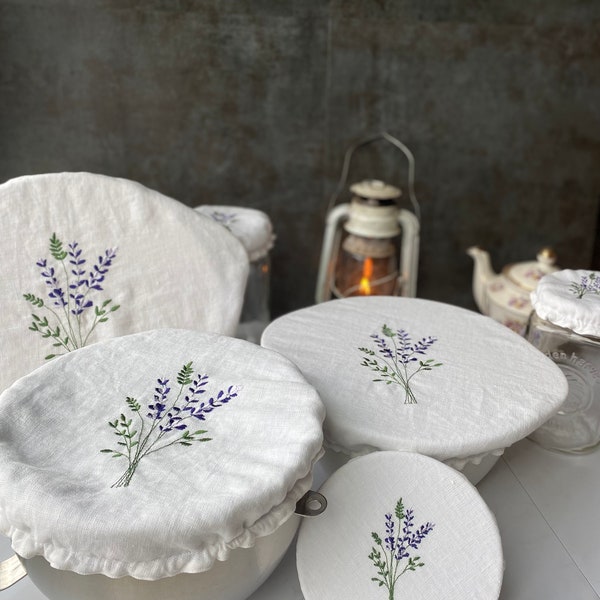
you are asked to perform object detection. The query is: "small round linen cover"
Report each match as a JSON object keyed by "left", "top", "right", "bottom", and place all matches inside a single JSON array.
[
  {"left": 531, "top": 269, "right": 600, "bottom": 337},
  {"left": 297, "top": 451, "right": 503, "bottom": 600},
  {"left": 195, "top": 205, "right": 275, "bottom": 261},
  {"left": 261, "top": 297, "right": 568, "bottom": 467},
  {"left": 0, "top": 329, "right": 325, "bottom": 580},
  {"left": 0, "top": 172, "right": 249, "bottom": 396}
]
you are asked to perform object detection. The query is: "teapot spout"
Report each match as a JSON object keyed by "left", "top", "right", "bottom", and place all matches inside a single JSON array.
[{"left": 467, "top": 246, "right": 496, "bottom": 314}]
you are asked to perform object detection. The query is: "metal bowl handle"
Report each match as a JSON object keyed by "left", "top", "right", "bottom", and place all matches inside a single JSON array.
[{"left": 295, "top": 490, "right": 327, "bottom": 517}]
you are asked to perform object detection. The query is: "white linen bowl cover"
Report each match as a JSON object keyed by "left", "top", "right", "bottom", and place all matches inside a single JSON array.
[
  {"left": 261, "top": 296, "right": 568, "bottom": 469},
  {"left": 297, "top": 451, "right": 503, "bottom": 599},
  {"left": 195, "top": 205, "right": 275, "bottom": 262},
  {"left": 531, "top": 269, "right": 600, "bottom": 337},
  {"left": 0, "top": 329, "right": 325, "bottom": 580},
  {"left": 0, "top": 172, "right": 249, "bottom": 396}
]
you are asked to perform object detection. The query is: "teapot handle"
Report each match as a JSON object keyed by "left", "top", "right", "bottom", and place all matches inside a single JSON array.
[{"left": 0, "top": 555, "right": 26, "bottom": 590}]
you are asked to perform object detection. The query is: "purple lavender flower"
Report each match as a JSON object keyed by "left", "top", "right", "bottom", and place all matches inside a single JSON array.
[
  {"left": 359, "top": 324, "right": 442, "bottom": 404},
  {"left": 88, "top": 248, "right": 118, "bottom": 291},
  {"left": 368, "top": 498, "right": 434, "bottom": 599},
  {"left": 184, "top": 385, "right": 239, "bottom": 421},
  {"left": 147, "top": 378, "right": 171, "bottom": 421},
  {"left": 23, "top": 233, "right": 120, "bottom": 358},
  {"left": 102, "top": 361, "right": 240, "bottom": 488},
  {"left": 384, "top": 513, "right": 396, "bottom": 553},
  {"left": 36, "top": 259, "right": 68, "bottom": 308},
  {"left": 209, "top": 210, "right": 237, "bottom": 232}
]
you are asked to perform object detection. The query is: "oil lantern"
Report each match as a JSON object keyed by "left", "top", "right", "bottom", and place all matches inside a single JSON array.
[{"left": 315, "top": 132, "right": 421, "bottom": 303}]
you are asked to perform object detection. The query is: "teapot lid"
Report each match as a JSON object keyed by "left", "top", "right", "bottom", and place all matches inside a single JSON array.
[
  {"left": 531, "top": 269, "right": 600, "bottom": 337},
  {"left": 0, "top": 329, "right": 325, "bottom": 580},
  {"left": 296, "top": 451, "right": 503, "bottom": 600},
  {"left": 503, "top": 248, "right": 558, "bottom": 292}
]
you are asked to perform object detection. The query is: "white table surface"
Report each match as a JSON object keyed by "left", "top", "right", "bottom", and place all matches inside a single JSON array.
[{"left": 2, "top": 438, "right": 599, "bottom": 599}]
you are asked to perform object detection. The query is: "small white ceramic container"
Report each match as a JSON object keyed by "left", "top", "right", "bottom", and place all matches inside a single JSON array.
[
  {"left": 262, "top": 296, "right": 568, "bottom": 484},
  {"left": 0, "top": 329, "right": 325, "bottom": 600}
]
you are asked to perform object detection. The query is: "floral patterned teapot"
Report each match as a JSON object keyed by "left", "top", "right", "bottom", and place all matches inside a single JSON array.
[{"left": 467, "top": 246, "right": 559, "bottom": 335}]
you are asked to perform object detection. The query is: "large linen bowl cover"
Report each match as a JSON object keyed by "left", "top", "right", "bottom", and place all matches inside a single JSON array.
[
  {"left": 261, "top": 296, "right": 568, "bottom": 468},
  {"left": 297, "top": 451, "right": 503, "bottom": 600},
  {"left": 0, "top": 329, "right": 325, "bottom": 580},
  {"left": 0, "top": 172, "right": 249, "bottom": 395}
]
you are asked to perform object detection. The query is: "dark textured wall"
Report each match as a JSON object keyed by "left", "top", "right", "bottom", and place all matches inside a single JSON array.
[{"left": 1, "top": 0, "right": 599, "bottom": 317}]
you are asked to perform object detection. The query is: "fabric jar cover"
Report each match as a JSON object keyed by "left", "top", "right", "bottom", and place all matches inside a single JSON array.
[
  {"left": 0, "top": 172, "right": 249, "bottom": 397},
  {"left": 195, "top": 205, "right": 275, "bottom": 262},
  {"left": 261, "top": 296, "right": 568, "bottom": 469},
  {"left": 0, "top": 329, "right": 325, "bottom": 580},
  {"left": 531, "top": 269, "right": 600, "bottom": 337},
  {"left": 296, "top": 451, "right": 503, "bottom": 600}
]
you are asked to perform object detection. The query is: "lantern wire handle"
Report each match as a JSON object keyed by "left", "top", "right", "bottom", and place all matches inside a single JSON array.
[{"left": 326, "top": 131, "right": 421, "bottom": 223}]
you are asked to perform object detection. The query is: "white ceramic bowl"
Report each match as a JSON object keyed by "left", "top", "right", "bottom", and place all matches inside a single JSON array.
[{"left": 16, "top": 514, "right": 299, "bottom": 600}]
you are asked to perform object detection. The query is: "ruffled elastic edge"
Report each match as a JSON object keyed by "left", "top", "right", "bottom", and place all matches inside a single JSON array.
[
  {"left": 324, "top": 439, "right": 505, "bottom": 474},
  {"left": 1, "top": 446, "right": 325, "bottom": 581}
]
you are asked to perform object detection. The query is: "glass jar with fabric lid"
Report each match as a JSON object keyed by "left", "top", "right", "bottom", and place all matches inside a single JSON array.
[{"left": 527, "top": 270, "right": 600, "bottom": 453}]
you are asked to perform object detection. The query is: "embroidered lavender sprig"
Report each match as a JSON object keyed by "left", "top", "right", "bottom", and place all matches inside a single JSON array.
[
  {"left": 368, "top": 498, "right": 435, "bottom": 600},
  {"left": 209, "top": 210, "right": 237, "bottom": 232},
  {"left": 359, "top": 324, "right": 442, "bottom": 404},
  {"left": 23, "top": 233, "right": 119, "bottom": 358},
  {"left": 570, "top": 272, "right": 600, "bottom": 299},
  {"left": 102, "top": 361, "right": 240, "bottom": 488}
]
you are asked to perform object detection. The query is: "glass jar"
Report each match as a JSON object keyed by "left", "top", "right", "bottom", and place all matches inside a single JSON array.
[{"left": 527, "top": 270, "right": 600, "bottom": 453}]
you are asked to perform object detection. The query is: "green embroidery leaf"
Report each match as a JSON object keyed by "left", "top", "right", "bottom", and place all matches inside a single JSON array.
[
  {"left": 177, "top": 361, "right": 194, "bottom": 386},
  {"left": 371, "top": 532, "right": 382, "bottom": 545},
  {"left": 395, "top": 498, "right": 405, "bottom": 520},
  {"left": 49, "top": 233, "right": 67, "bottom": 261},
  {"left": 23, "top": 293, "right": 44, "bottom": 308},
  {"left": 382, "top": 324, "right": 395, "bottom": 338}
]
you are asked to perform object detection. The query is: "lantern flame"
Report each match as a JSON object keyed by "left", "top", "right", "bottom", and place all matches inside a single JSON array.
[{"left": 358, "top": 257, "right": 373, "bottom": 295}]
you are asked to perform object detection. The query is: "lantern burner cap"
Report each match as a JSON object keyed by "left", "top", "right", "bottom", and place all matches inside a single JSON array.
[{"left": 350, "top": 179, "right": 401, "bottom": 204}]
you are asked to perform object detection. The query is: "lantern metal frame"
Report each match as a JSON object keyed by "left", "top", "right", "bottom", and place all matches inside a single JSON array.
[{"left": 315, "top": 132, "right": 421, "bottom": 303}]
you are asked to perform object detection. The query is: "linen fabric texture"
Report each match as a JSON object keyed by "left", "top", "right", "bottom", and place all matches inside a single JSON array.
[
  {"left": 261, "top": 296, "right": 568, "bottom": 469},
  {"left": 0, "top": 172, "right": 249, "bottom": 396},
  {"left": 297, "top": 451, "right": 503, "bottom": 600},
  {"left": 531, "top": 269, "right": 600, "bottom": 337},
  {"left": 0, "top": 329, "right": 325, "bottom": 579}
]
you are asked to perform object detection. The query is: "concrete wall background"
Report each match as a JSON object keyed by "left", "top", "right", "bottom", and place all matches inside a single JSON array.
[{"left": 1, "top": 0, "right": 599, "bottom": 317}]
